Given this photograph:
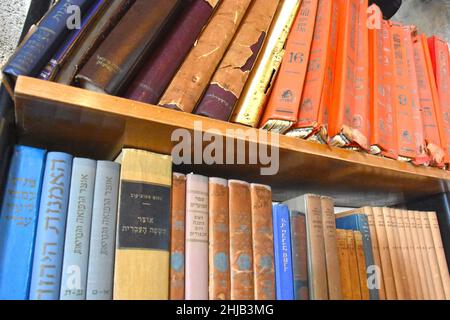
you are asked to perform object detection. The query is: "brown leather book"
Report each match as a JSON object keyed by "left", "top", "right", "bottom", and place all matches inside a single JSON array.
[
  {"left": 321, "top": 196, "right": 342, "bottom": 300},
  {"left": 336, "top": 229, "right": 352, "bottom": 300},
  {"left": 170, "top": 173, "right": 186, "bottom": 300},
  {"left": 229, "top": 180, "right": 254, "bottom": 300},
  {"left": 372, "top": 207, "right": 397, "bottom": 300},
  {"left": 208, "top": 177, "right": 230, "bottom": 300},
  {"left": 346, "top": 230, "right": 362, "bottom": 300},
  {"left": 290, "top": 211, "right": 309, "bottom": 300},
  {"left": 77, "top": 0, "right": 183, "bottom": 95},
  {"left": 354, "top": 231, "right": 369, "bottom": 300},
  {"left": 250, "top": 184, "right": 275, "bottom": 300}
]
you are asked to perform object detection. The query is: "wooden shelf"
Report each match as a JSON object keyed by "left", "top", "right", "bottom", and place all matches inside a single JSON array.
[{"left": 13, "top": 76, "right": 450, "bottom": 207}]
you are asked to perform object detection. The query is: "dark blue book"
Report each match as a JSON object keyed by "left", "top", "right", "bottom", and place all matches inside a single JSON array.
[
  {"left": 336, "top": 211, "right": 379, "bottom": 300},
  {"left": 2, "top": 0, "right": 94, "bottom": 93},
  {"left": 0, "top": 145, "right": 46, "bottom": 300},
  {"left": 0, "top": 86, "right": 15, "bottom": 207},
  {"left": 273, "top": 204, "right": 294, "bottom": 300}
]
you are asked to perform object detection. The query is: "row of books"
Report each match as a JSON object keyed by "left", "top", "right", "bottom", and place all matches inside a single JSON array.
[
  {"left": 3, "top": 1, "right": 450, "bottom": 169},
  {"left": 1, "top": 145, "right": 449, "bottom": 300}
]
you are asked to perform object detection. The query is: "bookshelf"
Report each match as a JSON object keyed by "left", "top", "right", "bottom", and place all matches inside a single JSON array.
[{"left": 14, "top": 76, "right": 450, "bottom": 207}]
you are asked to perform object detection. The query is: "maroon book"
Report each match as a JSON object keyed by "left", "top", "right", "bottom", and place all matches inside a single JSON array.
[{"left": 123, "top": 0, "right": 219, "bottom": 104}]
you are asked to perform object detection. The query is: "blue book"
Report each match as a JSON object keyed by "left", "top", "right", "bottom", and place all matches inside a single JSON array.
[
  {"left": 273, "top": 204, "right": 294, "bottom": 300},
  {"left": 60, "top": 158, "right": 97, "bottom": 300},
  {"left": 336, "top": 211, "right": 379, "bottom": 300},
  {"left": 29, "top": 152, "right": 73, "bottom": 300},
  {"left": 2, "top": 0, "right": 94, "bottom": 90},
  {"left": 86, "top": 161, "right": 120, "bottom": 300},
  {"left": 0, "top": 145, "right": 46, "bottom": 300}
]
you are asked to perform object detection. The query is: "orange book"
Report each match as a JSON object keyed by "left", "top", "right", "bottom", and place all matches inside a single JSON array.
[
  {"left": 412, "top": 33, "right": 447, "bottom": 167},
  {"left": 346, "top": 230, "right": 362, "bottom": 300},
  {"left": 389, "top": 23, "right": 417, "bottom": 162},
  {"left": 369, "top": 19, "right": 398, "bottom": 159},
  {"left": 260, "top": 0, "right": 319, "bottom": 134},
  {"left": 354, "top": 231, "right": 370, "bottom": 300},
  {"left": 286, "top": 0, "right": 338, "bottom": 142},
  {"left": 336, "top": 229, "right": 353, "bottom": 300},
  {"left": 329, "top": 0, "right": 370, "bottom": 150}
]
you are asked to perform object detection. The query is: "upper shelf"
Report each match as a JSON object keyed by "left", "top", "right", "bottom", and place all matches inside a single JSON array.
[{"left": 13, "top": 76, "right": 450, "bottom": 207}]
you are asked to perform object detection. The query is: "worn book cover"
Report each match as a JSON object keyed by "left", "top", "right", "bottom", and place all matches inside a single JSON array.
[
  {"left": 336, "top": 229, "right": 352, "bottom": 300},
  {"left": 354, "top": 231, "right": 369, "bottom": 300},
  {"left": 290, "top": 210, "right": 309, "bottom": 300},
  {"left": 346, "top": 230, "right": 362, "bottom": 300}
]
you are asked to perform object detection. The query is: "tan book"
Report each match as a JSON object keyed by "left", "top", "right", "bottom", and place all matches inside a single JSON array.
[
  {"left": 347, "top": 230, "right": 362, "bottom": 300},
  {"left": 321, "top": 196, "right": 342, "bottom": 300},
  {"left": 354, "top": 231, "right": 370, "bottom": 300},
  {"left": 114, "top": 149, "right": 172, "bottom": 300},
  {"left": 427, "top": 211, "right": 450, "bottom": 299},
  {"left": 363, "top": 207, "right": 386, "bottom": 300},
  {"left": 420, "top": 211, "right": 446, "bottom": 300},
  {"left": 336, "top": 229, "right": 352, "bottom": 300},
  {"left": 372, "top": 207, "right": 397, "bottom": 300}
]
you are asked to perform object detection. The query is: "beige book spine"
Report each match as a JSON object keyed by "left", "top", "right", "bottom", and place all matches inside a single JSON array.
[
  {"left": 336, "top": 229, "right": 353, "bottom": 300},
  {"left": 346, "top": 230, "right": 362, "bottom": 300},
  {"left": 354, "top": 231, "right": 370, "bottom": 300}
]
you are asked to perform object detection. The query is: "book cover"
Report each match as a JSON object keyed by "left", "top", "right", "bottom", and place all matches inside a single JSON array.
[
  {"left": 170, "top": 173, "right": 187, "bottom": 300},
  {"left": 250, "top": 184, "right": 275, "bottom": 300},
  {"left": 194, "top": 0, "right": 281, "bottom": 121},
  {"left": 0, "top": 86, "right": 15, "bottom": 206},
  {"left": 125, "top": 0, "right": 221, "bottom": 105},
  {"left": 289, "top": 210, "right": 308, "bottom": 300},
  {"left": 260, "top": 0, "right": 319, "bottom": 134},
  {"left": 336, "top": 229, "right": 352, "bottom": 300},
  {"left": 29, "top": 151, "right": 73, "bottom": 300},
  {"left": 346, "top": 230, "right": 362, "bottom": 300},
  {"left": 0, "top": 146, "right": 46, "bottom": 300},
  {"left": 60, "top": 158, "right": 97, "bottom": 300},
  {"left": 185, "top": 174, "right": 209, "bottom": 300},
  {"left": 209, "top": 177, "right": 230, "bottom": 300},
  {"left": 354, "top": 231, "right": 369, "bottom": 300},
  {"left": 272, "top": 204, "right": 294, "bottom": 300},
  {"left": 113, "top": 149, "right": 172, "bottom": 300},
  {"left": 86, "top": 161, "right": 120, "bottom": 300},
  {"left": 229, "top": 180, "right": 254, "bottom": 300},
  {"left": 159, "top": 0, "right": 253, "bottom": 113}
]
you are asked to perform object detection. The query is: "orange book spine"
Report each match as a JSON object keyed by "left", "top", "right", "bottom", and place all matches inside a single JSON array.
[
  {"left": 336, "top": 229, "right": 353, "bottom": 300},
  {"left": 260, "top": 0, "right": 319, "bottom": 133},
  {"left": 346, "top": 230, "right": 362, "bottom": 300}
]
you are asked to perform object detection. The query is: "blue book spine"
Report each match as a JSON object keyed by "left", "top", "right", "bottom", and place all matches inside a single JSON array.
[
  {"left": 336, "top": 213, "right": 379, "bottom": 300},
  {"left": 2, "top": 0, "right": 94, "bottom": 81},
  {"left": 59, "top": 158, "right": 97, "bottom": 300},
  {"left": 0, "top": 145, "right": 46, "bottom": 300},
  {"left": 273, "top": 204, "right": 294, "bottom": 300},
  {"left": 86, "top": 161, "right": 120, "bottom": 300},
  {"left": 29, "top": 152, "right": 73, "bottom": 300}
]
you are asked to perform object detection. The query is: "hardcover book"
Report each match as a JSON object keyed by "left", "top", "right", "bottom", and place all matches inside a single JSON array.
[
  {"left": 354, "top": 231, "right": 369, "bottom": 300},
  {"left": 336, "top": 229, "right": 352, "bottom": 300},
  {"left": 346, "top": 230, "right": 362, "bottom": 300},
  {"left": 289, "top": 210, "right": 308, "bottom": 300}
]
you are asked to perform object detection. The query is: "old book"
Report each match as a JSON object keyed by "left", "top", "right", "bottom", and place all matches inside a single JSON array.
[
  {"left": 55, "top": 0, "right": 136, "bottom": 85},
  {"left": 231, "top": 0, "right": 302, "bottom": 127},
  {"left": 284, "top": 194, "right": 328, "bottom": 300},
  {"left": 259, "top": 0, "right": 319, "bottom": 133},
  {"left": 209, "top": 177, "right": 230, "bottom": 300},
  {"left": 290, "top": 210, "right": 309, "bottom": 300},
  {"left": 336, "top": 229, "right": 352, "bottom": 300},
  {"left": 170, "top": 173, "right": 187, "bottom": 300},
  {"left": 354, "top": 231, "right": 369, "bottom": 300},
  {"left": 125, "top": 0, "right": 220, "bottom": 105},
  {"left": 77, "top": 0, "right": 183, "bottom": 95},
  {"left": 194, "top": 0, "right": 281, "bottom": 121},
  {"left": 372, "top": 207, "right": 397, "bottom": 300},
  {"left": 427, "top": 211, "right": 450, "bottom": 299},
  {"left": 250, "top": 184, "right": 275, "bottom": 300},
  {"left": 363, "top": 207, "right": 386, "bottom": 300},
  {"left": 287, "top": 0, "right": 339, "bottom": 142},
  {"left": 159, "top": 0, "right": 253, "bottom": 113},
  {"left": 185, "top": 174, "right": 209, "bottom": 300},
  {"left": 114, "top": 149, "right": 172, "bottom": 300},
  {"left": 347, "top": 230, "right": 362, "bottom": 300},
  {"left": 229, "top": 180, "right": 254, "bottom": 300},
  {"left": 321, "top": 196, "right": 342, "bottom": 300}
]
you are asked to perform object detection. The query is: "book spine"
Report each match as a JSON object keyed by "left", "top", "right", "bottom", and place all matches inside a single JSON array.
[
  {"left": 170, "top": 173, "right": 187, "bottom": 300},
  {"left": 346, "top": 230, "right": 361, "bottom": 300},
  {"left": 86, "top": 161, "right": 120, "bottom": 300},
  {"left": 125, "top": 0, "right": 220, "bottom": 105},
  {"left": 185, "top": 174, "right": 209, "bottom": 300},
  {"left": 250, "top": 184, "right": 275, "bottom": 300},
  {"left": 29, "top": 151, "right": 73, "bottom": 300},
  {"left": 290, "top": 211, "right": 308, "bottom": 300},
  {"left": 0, "top": 146, "right": 46, "bottom": 300},
  {"left": 77, "top": 0, "right": 183, "bottom": 95},
  {"left": 273, "top": 204, "right": 294, "bottom": 300},
  {"left": 229, "top": 180, "right": 254, "bottom": 300},
  {"left": 113, "top": 149, "right": 172, "bottom": 300},
  {"left": 194, "top": 0, "right": 281, "bottom": 121},
  {"left": 354, "top": 231, "right": 369, "bottom": 300},
  {"left": 336, "top": 229, "right": 352, "bottom": 300},
  {"left": 159, "top": 0, "right": 253, "bottom": 113},
  {"left": 208, "top": 177, "right": 230, "bottom": 300},
  {"left": 259, "top": 0, "right": 319, "bottom": 134}
]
